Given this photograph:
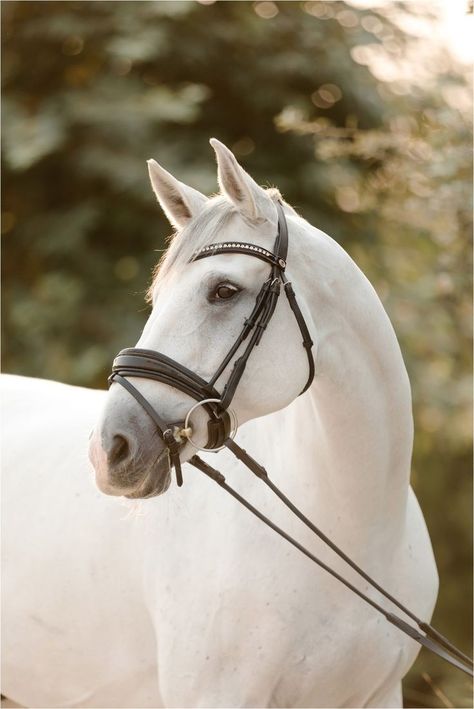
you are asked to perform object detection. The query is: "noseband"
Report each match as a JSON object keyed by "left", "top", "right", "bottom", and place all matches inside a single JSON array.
[
  {"left": 109, "top": 201, "right": 314, "bottom": 485},
  {"left": 107, "top": 200, "right": 472, "bottom": 678}
]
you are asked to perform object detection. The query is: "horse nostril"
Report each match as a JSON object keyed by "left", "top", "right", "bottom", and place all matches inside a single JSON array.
[{"left": 108, "top": 434, "right": 131, "bottom": 467}]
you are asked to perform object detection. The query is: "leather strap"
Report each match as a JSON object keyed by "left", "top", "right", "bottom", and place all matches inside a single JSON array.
[
  {"left": 110, "top": 373, "right": 184, "bottom": 486},
  {"left": 282, "top": 275, "right": 314, "bottom": 394},
  {"left": 208, "top": 278, "right": 272, "bottom": 387},
  {"left": 219, "top": 278, "right": 282, "bottom": 410},
  {"left": 274, "top": 200, "right": 288, "bottom": 262},
  {"left": 190, "top": 452, "right": 474, "bottom": 677},
  {"left": 193, "top": 242, "right": 286, "bottom": 269},
  {"left": 223, "top": 438, "right": 473, "bottom": 669},
  {"left": 111, "top": 349, "right": 218, "bottom": 400}
]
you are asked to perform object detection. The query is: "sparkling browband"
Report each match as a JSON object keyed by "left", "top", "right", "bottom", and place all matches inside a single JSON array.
[{"left": 192, "top": 242, "right": 286, "bottom": 269}]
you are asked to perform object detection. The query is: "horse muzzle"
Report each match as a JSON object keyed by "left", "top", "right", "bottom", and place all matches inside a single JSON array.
[{"left": 108, "top": 348, "right": 234, "bottom": 487}]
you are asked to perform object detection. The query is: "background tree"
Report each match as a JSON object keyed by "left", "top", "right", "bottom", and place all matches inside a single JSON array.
[{"left": 2, "top": 2, "right": 472, "bottom": 705}]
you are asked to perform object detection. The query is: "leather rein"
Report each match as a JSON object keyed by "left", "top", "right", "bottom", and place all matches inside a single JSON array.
[{"left": 109, "top": 201, "right": 473, "bottom": 678}]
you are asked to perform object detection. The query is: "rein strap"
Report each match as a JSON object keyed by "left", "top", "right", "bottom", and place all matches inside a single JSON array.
[{"left": 189, "top": 450, "right": 473, "bottom": 678}]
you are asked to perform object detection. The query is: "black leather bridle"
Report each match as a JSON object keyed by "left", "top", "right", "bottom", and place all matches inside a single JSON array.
[
  {"left": 108, "top": 200, "right": 473, "bottom": 678},
  {"left": 109, "top": 201, "right": 314, "bottom": 485}
]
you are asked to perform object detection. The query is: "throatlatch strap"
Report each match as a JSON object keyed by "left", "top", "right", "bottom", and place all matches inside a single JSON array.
[{"left": 281, "top": 275, "right": 314, "bottom": 394}]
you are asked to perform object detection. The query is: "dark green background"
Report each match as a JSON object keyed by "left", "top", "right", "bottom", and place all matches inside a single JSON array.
[{"left": 2, "top": 2, "right": 472, "bottom": 706}]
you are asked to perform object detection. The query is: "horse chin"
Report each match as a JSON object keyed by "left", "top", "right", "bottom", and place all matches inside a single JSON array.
[
  {"left": 124, "top": 469, "right": 171, "bottom": 499},
  {"left": 123, "top": 451, "right": 172, "bottom": 499}
]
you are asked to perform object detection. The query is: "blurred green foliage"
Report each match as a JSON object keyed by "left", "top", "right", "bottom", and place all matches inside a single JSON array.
[{"left": 1, "top": 1, "right": 472, "bottom": 706}]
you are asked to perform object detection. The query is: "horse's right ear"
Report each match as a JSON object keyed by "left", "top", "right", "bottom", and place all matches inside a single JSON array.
[
  {"left": 147, "top": 159, "right": 208, "bottom": 230},
  {"left": 210, "top": 138, "right": 274, "bottom": 223}
]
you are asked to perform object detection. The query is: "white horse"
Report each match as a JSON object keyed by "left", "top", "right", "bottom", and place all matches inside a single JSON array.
[{"left": 2, "top": 139, "right": 438, "bottom": 708}]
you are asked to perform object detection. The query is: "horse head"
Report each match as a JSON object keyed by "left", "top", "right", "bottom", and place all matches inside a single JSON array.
[{"left": 89, "top": 139, "right": 313, "bottom": 498}]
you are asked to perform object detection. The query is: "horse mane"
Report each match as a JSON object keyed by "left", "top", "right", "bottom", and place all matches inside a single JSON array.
[{"left": 147, "top": 188, "right": 282, "bottom": 302}]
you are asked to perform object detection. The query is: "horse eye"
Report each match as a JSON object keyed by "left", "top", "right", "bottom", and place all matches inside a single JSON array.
[{"left": 212, "top": 283, "right": 240, "bottom": 301}]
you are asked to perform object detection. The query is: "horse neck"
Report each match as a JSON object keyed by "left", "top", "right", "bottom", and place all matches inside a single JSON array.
[{"left": 261, "top": 220, "right": 413, "bottom": 554}]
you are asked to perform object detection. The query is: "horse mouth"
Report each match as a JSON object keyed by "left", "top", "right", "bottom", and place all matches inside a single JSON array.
[{"left": 124, "top": 449, "right": 172, "bottom": 499}]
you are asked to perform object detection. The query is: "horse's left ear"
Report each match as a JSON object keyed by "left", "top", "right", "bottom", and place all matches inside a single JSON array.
[
  {"left": 147, "top": 159, "right": 208, "bottom": 230},
  {"left": 210, "top": 138, "right": 274, "bottom": 223}
]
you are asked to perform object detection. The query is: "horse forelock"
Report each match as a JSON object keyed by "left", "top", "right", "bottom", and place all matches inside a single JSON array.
[
  {"left": 146, "top": 196, "right": 236, "bottom": 301},
  {"left": 147, "top": 189, "right": 282, "bottom": 301}
]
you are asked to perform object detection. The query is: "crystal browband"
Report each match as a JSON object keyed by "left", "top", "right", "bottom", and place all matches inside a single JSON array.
[{"left": 192, "top": 242, "right": 286, "bottom": 270}]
